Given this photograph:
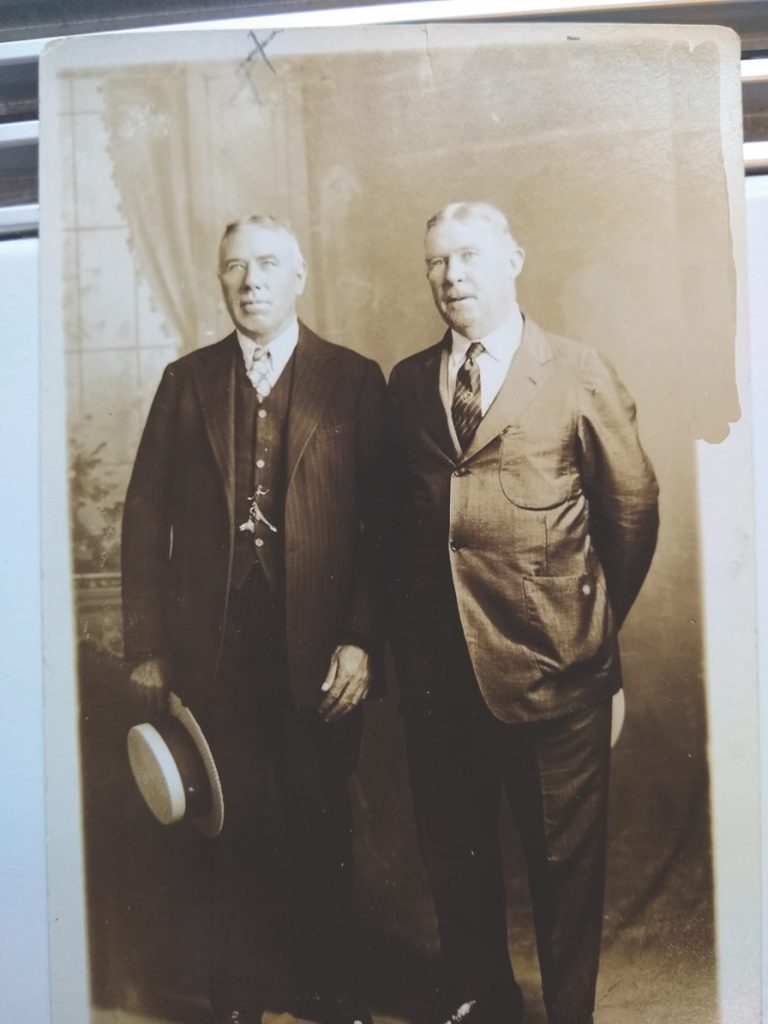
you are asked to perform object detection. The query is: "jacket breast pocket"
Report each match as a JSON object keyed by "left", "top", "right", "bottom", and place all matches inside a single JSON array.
[
  {"left": 522, "top": 573, "right": 611, "bottom": 676},
  {"left": 311, "top": 421, "right": 353, "bottom": 447},
  {"left": 498, "top": 427, "right": 573, "bottom": 510}
]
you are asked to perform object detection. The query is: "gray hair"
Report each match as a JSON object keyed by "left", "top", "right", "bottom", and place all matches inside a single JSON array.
[
  {"left": 426, "top": 202, "right": 520, "bottom": 248},
  {"left": 220, "top": 215, "right": 305, "bottom": 264}
]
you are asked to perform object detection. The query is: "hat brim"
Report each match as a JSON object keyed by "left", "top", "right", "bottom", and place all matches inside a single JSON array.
[
  {"left": 127, "top": 720, "right": 187, "bottom": 826},
  {"left": 169, "top": 693, "right": 225, "bottom": 838}
]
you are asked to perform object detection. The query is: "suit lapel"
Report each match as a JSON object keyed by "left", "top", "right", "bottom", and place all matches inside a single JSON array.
[
  {"left": 286, "top": 324, "right": 339, "bottom": 485},
  {"left": 463, "top": 318, "right": 554, "bottom": 462},
  {"left": 190, "top": 333, "right": 238, "bottom": 521},
  {"left": 414, "top": 333, "right": 460, "bottom": 462}
]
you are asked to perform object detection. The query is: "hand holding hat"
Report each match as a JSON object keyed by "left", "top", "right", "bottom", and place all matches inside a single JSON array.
[
  {"left": 127, "top": 690, "right": 224, "bottom": 839},
  {"left": 130, "top": 657, "right": 170, "bottom": 720}
]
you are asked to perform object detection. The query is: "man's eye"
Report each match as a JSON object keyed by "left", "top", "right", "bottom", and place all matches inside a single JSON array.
[
  {"left": 261, "top": 258, "right": 278, "bottom": 268},
  {"left": 225, "top": 261, "right": 246, "bottom": 273},
  {"left": 428, "top": 258, "right": 445, "bottom": 270}
]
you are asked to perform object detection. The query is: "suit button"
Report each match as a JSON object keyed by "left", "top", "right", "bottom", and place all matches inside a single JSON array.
[
  {"left": 453, "top": 466, "right": 469, "bottom": 477},
  {"left": 449, "top": 540, "right": 462, "bottom": 552},
  {"left": 256, "top": 458, "right": 265, "bottom": 469},
  {"left": 582, "top": 582, "right": 591, "bottom": 596},
  {"left": 258, "top": 408, "right": 268, "bottom": 419},
  {"left": 255, "top": 538, "right": 264, "bottom": 548}
]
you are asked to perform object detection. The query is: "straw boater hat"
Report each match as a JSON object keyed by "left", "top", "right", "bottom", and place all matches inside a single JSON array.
[{"left": 127, "top": 693, "right": 224, "bottom": 838}]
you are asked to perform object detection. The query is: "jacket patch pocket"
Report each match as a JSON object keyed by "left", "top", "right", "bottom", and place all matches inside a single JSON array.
[
  {"left": 499, "top": 429, "right": 572, "bottom": 510},
  {"left": 522, "top": 573, "right": 610, "bottom": 676}
]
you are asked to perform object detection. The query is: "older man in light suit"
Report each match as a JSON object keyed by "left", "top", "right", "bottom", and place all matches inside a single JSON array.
[
  {"left": 388, "top": 202, "right": 659, "bottom": 1024},
  {"left": 122, "top": 216, "right": 387, "bottom": 1024}
]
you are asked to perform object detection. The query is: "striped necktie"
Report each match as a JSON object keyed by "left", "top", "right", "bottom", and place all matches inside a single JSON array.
[{"left": 452, "top": 341, "right": 484, "bottom": 450}]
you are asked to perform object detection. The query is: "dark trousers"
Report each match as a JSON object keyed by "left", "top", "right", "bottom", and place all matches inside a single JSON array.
[
  {"left": 405, "top": 642, "right": 611, "bottom": 1024},
  {"left": 207, "top": 568, "right": 363, "bottom": 1013}
]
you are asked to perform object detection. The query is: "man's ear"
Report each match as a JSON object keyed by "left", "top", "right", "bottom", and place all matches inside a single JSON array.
[
  {"left": 510, "top": 246, "right": 525, "bottom": 280},
  {"left": 295, "top": 259, "right": 308, "bottom": 297}
]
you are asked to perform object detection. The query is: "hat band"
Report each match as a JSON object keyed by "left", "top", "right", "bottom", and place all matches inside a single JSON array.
[{"left": 159, "top": 716, "right": 212, "bottom": 818}]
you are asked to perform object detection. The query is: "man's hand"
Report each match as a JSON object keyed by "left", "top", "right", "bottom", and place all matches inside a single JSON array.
[
  {"left": 130, "top": 657, "right": 170, "bottom": 720},
  {"left": 318, "top": 645, "right": 371, "bottom": 722}
]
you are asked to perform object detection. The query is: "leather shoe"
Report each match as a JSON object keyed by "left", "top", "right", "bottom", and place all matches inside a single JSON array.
[
  {"left": 212, "top": 1008, "right": 262, "bottom": 1024},
  {"left": 292, "top": 991, "right": 372, "bottom": 1024},
  {"left": 438, "top": 986, "right": 524, "bottom": 1024},
  {"left": 441, "top": 1001, "right": 483, "bottom": 1024}
]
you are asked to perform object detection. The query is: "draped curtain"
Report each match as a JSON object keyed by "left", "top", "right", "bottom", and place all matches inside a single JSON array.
[
  {"left": 104, "top": 69, "right": 208, "bottom": 353},
  {"left": 103, "top": 65, "right": 315, "bottom": 355}
]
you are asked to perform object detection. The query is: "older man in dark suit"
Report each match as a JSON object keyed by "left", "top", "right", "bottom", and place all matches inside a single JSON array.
[
  {"left": 122, "top": 215, "right": 387, "bottom": 1024},
  {"left": 388, "top": 202, "right": 659, "bottom": 1024}
]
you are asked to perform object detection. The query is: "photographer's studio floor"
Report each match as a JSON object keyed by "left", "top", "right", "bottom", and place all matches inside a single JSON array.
[{"left": 89, "top": 923, "right": 716, "bottom": 1024}]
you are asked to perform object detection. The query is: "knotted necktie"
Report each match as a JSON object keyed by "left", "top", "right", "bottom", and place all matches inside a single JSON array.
[
  {"left": 248, "top": 345, "right": 272, "bottom": 401},
  {"left": 452, "top": 341, "right": 484, "bottom": 450}
]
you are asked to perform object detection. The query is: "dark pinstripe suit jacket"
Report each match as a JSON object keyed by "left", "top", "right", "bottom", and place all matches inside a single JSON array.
[{"left": 121, "top": 325, "right": 388, "bottom": 714}]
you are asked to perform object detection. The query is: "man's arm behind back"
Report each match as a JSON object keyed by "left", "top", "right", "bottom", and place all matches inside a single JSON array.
[{"left": 576, "top": 346, "right": 660, "bottom": 627}]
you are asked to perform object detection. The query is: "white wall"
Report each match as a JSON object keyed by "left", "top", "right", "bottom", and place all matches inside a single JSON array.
[
  {"left": 746, "top": 173, "right": 768, "bottom": 1023},
  {"left": 0, "top": 237, "right": 51, "bottom": 1023}
]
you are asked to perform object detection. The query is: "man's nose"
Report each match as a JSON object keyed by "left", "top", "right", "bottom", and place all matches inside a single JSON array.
[
  {"left": 444, "top": 255, "right": 464, "bottom": 284},
  {"left": 242, "top": 261, "right": 263, "bottom": 289}
]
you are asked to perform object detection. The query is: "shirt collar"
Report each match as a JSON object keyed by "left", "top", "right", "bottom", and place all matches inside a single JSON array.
[
  {"left": 450, "top": 305, "right": 524, "bottom": 362},
  {"left": 236, "top": 317, "right": 300, "bottom": 369}
]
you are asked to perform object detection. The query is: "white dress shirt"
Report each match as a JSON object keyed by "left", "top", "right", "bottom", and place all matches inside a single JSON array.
[
  {"left": 236, "top": 318, "right": 300, "bottom": 390},
  {"left": 439, "top": 308, "right": 524, "bottom": 452}
]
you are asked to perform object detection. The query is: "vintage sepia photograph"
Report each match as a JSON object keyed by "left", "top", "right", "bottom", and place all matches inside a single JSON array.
[{"left": 39, "top": 22, "right": 759, "bottom": 1024}]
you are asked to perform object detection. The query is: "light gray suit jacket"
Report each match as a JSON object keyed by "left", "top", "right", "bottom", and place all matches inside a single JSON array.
[{"left": 388, "top": 317, "right": 659, "bottom": 723}]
